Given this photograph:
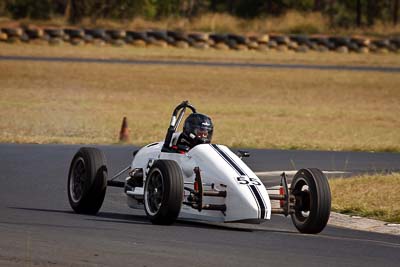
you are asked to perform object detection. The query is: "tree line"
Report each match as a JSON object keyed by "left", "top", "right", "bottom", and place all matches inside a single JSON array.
[{"left": 1, "top": 0, "right": 399, "bottom": 27}]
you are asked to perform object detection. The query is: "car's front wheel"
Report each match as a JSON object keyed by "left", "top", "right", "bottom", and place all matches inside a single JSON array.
[
  {"left": 144, "top": 160, "right": 183, "bottom": 225},
  {"left": 290, "top": 168, "right": 331, "bottom": 234}
]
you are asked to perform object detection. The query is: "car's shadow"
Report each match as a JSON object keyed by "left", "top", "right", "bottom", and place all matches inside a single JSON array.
[
  {"left": 8, "top": 206, "right": 297, "bottom": 234},
  {"left": 9, "top": 206, "right": 149, "bottom": 225}
]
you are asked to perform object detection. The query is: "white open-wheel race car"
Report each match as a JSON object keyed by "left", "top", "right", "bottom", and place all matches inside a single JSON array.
[{"left": 67, "top": 101, "right": 331, "bottom": 234}]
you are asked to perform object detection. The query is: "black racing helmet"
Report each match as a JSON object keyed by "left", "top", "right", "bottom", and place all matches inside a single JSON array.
[{"left": 183, "top": 113, "right": 213, "bottom": 147}]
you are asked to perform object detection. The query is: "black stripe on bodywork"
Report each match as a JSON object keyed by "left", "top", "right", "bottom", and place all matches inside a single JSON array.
[
  {"left": 211, "top": 144, "right": 266, "bottom": 219},
  {"left": 247, "top": 184, "right": 260, "bottom": 218},
  {"left": 249, "top": 185, "right": 266, "bottom": 219},
  {"left": 211, "top": 144, "right": 245, "bottom": 176},
  {"left": 255, "top": 186, "right": 268, "bottom": 219}
]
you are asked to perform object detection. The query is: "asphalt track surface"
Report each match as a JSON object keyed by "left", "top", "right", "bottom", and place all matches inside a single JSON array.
[
  {"left": 1, "top": 55, "right": 400, "bottom": 73},
  {"left": 1, "top": 143, "right": 399, "bottom": 267}
]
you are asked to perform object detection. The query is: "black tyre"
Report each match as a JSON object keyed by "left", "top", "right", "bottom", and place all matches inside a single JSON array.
[
  {"left": 64, "top": 28, "right": 84, "bottom": 39},
  {"left": 267, "top": 40, "right": 278, "bottom": 48},
  {"left": 227, "top": 34, "right": 248, "bottom": 45},
  {"left": 147, "top": 30, "right": 172, "bottom": 43},
  {"left": 188, "top": 32, "right": 209, "bottom": 42},
  {"left": 2, "top": 27, "right": 23, "bottom": 37},
  {"left": 44, "top": 28, "right": 64, "bottom": 38},
  {"left": 372, "top": 39, "right": 391, "bottom": 49},
  {"left": 348, "top": 42, "right": 359, "bottom": 52},
  {"left": 24, "top": 28, "right": 44, "bottom": 39},
  {"left": 270, "top": 35, "right": 290, "bottom": 45},
  {"left": 20, "top": 33, "right": 30, "bottom": 43},
  {"left": 209, "top": 33, "right": 228, "bottom": 43},
  {"left": 144, "top": 160, "right": 183, "bottom": 225},
  {"left": 351, "top": 37, "right": 370, "bottom": 47},
  {"left": 84, "top": 29, "right": 107, "bottom": 39},
  {"left": 68, "top": 147, "right": 107, "bottom": 215},
  {"left": 83, "top": 34, "right": 94, "bottom": 43},
  {"left": 290, "top": 34, "right": 311, "bottom": 46},
  {"left": 127, "top": 30, "right": 146, "bottom": 40},
  {"left": 308, "top": 41, "right": 319, "bottom": 50},
  {"left": 227, "top": 39, "right": 238, "bottom": 49},
  {"left": 167, "top": 30, "right": 190, "bottom": 42},
  {"left": 311, "top": 37, "right": 335, "bottom": 50},
  {"left": 390, "top": 37, "right": 400, "bottom": 48},
  {"left": 291, "top": 168, "right": 331, "bottom": 234},
  {"left": 106, "top": 29, "right": 126, "bottom": 39}
]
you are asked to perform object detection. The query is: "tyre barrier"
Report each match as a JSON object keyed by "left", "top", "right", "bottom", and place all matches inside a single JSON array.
[
  {"left": 227, "top": 34, "right": 248, "bottom": 45},
  {"left": 209, "top": 33, "right": 228, "bottom": 44},
  {"left": 43, "top": 28, "right": 64, "bottom": 38},
  {"left": 270, "top": 34, "right": 291, "bottom": 46},
  {"left": 188, "top": 32, "right": 208, "bottom": 43},
  {"left": 391, "top": 36, "right": 400, "bottom": 47},
  {"left": 249, "top": 34, "right": 269, "bottom": 44},
  {"left": 84, "top": 29, "right": 107, "bottom": 39},
  {"left": 1, "top": 27, "right": 23, "bottom": 37},
  {"left": 310, "top": 36, "right": 335, "bottom": 50},
  {"left": 106, "top": 29, "right": 126, "bottom": 40},
  {"left": 0, "top": 26, "right": 399, "bottom": 54},
  {"left": 0, "top": 30, "right": 7, "bottom": 42},
  {"left": 147, "top": 30, "right": 174, "bottom": 44},
  {"left": 267, "top": 40, "right": 278, "bottom": 48},
  {"left": 167, "top": 31, "right": 192, "bottom": 43},
  {"left": 296, "top": 44, "right": 309, "bottom": 53},
  {"left": 64, "top": 28, "right": 84, "bottom": 39},
  {"left": 24, "top": 28, "right": 44, "bottom": 39},
  {"left": 290, "top": 34, "right": 313, "bottom": 47}
]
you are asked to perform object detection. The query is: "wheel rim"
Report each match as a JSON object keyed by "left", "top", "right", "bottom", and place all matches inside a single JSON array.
[
  {"left": 69, "top": 157, "right": 86, "bottom": 203},
  {"left": 292, "top": 177, "right": 311, "bottom": 222},
  {"left": 145, "top": 169, "right": 164, "bottom": 216}
]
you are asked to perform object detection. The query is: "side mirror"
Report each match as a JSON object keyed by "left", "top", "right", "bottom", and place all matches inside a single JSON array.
[{"left": 237, "top": 150, "right": 250, "bottom": 159}]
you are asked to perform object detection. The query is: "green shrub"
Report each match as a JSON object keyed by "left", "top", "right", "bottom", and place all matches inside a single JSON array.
[{"left": 7, "top": 0, "right": 52, "bottom": 20}]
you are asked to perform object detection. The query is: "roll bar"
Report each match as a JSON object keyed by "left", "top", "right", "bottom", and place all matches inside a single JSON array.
[{"left": 162, "top": 100, "right": 196, "bottom": 152}]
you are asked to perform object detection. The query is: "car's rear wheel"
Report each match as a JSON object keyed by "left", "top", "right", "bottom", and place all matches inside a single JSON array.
[
  {"left": 291, "top": 168, "right": 331, "bottom": 234},
  {"left": 144, "top": 160, "right": 183, "bottom": 225},
  {"left": 68, "top": 147, "right": 107, "bottom": 215}
]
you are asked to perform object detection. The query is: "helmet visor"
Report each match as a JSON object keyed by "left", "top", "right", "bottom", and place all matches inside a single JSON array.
[
  {"left": 194, "top": 127, "right": 213, "bottom": 143},
  {"left": 195, "top": 128, "right": 209, "bottom": 139}
]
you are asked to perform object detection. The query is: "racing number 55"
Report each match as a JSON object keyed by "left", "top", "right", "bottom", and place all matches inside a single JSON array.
[{"left": 237, "top": 177, "right": 261, "bottom": 186}]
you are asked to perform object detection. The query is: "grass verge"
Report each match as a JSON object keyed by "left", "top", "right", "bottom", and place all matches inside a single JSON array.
[
  {"left": 0, "top": 59, "right": 399, "bottom": 151},
  {"left": 330, "top": 173, "right": 400, "bottom": 223},
  {"left": 0, "top": 43, "right": 399, "bottom": 67}
]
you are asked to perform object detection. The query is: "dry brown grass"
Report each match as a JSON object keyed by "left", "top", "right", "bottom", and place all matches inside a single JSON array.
[
  {"left": 338, "top": 21, "right": 400, "bottom": 38},
  {"left": 242, "top": 11, "right": 328, "bottom": 34},
  {"left": 330, "top": 173, "right": 400, "bottom": 223},
  {"left": 0, "top": 58, "right": 399, "bottom": 151},
  {"left": 1, "top": 43, "right": 399, "bottom": 67},
  {"left": 1, "top": 11, "right": 400, "bottom": 36}
]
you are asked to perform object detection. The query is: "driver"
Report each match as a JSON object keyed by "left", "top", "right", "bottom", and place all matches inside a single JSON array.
[{"left": 171, "top": 113, "right": 213, "bottom": 151}]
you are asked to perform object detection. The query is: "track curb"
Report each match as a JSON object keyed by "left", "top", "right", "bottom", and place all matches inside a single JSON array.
[{"left": 328, "top": 212, "right": 400, "bottom": 236}]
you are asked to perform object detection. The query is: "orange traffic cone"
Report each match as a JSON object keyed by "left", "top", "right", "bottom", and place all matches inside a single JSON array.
[{"left": 119, "top": 117, "right": 130, "bottom": 143}]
